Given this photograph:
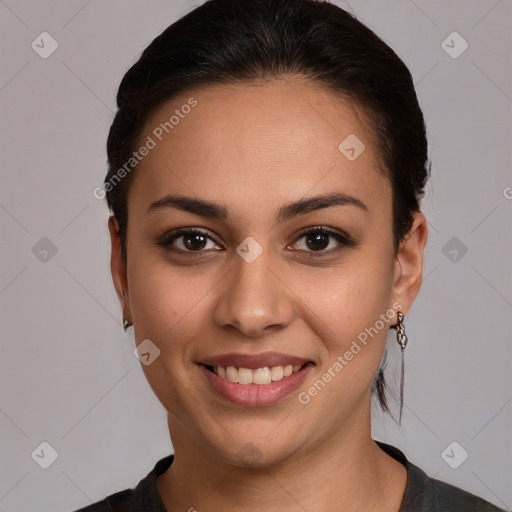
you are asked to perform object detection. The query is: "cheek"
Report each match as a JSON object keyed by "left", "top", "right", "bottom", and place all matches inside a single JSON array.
[
  {"left": 129, "top": 266, "right": 181, "bottom": 336},
  {"left": 301, "top": 256, "right": 395, "bottom": 401},
  {"left": 305, "top": 253, "right": 393, "bottom": 336},
  {"left": 127, "top": 254, "right": 217, "bottom": 360},
  {"left": 127, "top": 256, "right": 212, "bottom": 411}
]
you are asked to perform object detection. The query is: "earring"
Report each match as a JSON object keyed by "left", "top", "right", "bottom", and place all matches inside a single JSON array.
[
  {"left": 392, "top": 311, "right": 408, "bottom": 423},
  {"left": 123, "top": 317, "right": 132, "bottom": 331}
]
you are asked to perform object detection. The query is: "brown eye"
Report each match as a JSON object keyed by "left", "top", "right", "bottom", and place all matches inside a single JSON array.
[
  {"left": 182, "top": 232, "right": 208, "bottom": 250},
  {"left": 291, "top": 226, "right": 355, "bottom": 257},
  {"left": 305, "top": 231, "right": 330, "bottom": 251},
  {"left": 159, "top": 229, "right": 221, "bottom": 253}
]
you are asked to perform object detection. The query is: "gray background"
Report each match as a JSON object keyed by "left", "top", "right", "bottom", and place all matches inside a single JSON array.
[{"left": 1, "top": 1, "right": 511, "bottom": 511}]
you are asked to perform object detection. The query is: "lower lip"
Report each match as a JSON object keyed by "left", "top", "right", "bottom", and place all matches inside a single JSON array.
[{"left": 198, "top": 363, "right": 314, "bottom": 406}]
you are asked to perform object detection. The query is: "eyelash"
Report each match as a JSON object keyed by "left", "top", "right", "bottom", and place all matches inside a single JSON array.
[{"left": 157, "top": 226, "right": 356, "bottom": 258}]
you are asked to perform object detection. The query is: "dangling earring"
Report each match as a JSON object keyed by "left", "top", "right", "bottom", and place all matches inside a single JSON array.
[
  {"left": 392, "top": 311, "right": 408, "bottom": 423},
  {"left": 121, "top": 289, "right": 132, "bottom": 331},
  {"left": 123, "top": 316, "right": 132, "bottom": 331}
]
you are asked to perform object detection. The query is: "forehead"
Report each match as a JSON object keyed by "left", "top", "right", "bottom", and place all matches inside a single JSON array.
[{"left": 129, "top": 78, "right": 389, "bottom": 216}]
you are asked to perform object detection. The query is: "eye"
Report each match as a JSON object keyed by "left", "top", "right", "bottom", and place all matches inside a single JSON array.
[
  {"left": 157, "top": 226, "right": 355, "bottom": 257},
  {"left": 290, "top": 226, "right": 355, "bottom": 257},
  {"left": 158, "top": 228, "right": 222, "bottom": 253}
]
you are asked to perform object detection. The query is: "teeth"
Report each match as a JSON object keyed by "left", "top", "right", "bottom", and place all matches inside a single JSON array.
[
  {"left": 254, "top": 367, "right": 272, "bottom": 385},
  {"left": 213, "top": 364, "right": 303, "bottom": 384},
  {"left": 226, "top": 366, "right": 237, "bottom": 383},
  {"left": 238, "top": 367, "right": 253, "bottom": 385},
  {"left": 271, "top": 366, "right": 283, "bottom": 381}
]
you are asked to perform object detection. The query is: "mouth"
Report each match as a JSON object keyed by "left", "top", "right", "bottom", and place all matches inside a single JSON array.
[
  {"left": 197, "top": 353, "right": 315, "bottom": 406},
  {"left": 203, "top": 363, "right": 309, "bottom": 385}
]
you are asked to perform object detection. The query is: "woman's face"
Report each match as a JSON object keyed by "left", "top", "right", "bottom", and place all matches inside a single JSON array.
[{"left": 110, "top": 78, "right": 426, "bottom": 466}]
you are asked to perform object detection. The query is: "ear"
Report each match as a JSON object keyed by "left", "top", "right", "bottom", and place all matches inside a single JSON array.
[
  {"left": 108, "top": 216, "right": 131, "bottom": 322},
  {"left": 391, "top": 211, "right": 428, "bottom": 317}
]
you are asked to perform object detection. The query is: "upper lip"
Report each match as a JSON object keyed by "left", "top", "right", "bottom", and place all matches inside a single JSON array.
[{"left": 199, "top": 351, "right": 312, "bottom": 369}]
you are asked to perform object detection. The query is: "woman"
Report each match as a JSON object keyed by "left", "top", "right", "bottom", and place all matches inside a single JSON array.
[{"left": 75, "top": 0, "right": 507, "bottom": 510}]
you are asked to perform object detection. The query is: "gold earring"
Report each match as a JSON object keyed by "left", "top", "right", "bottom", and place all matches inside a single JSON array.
[
  {"left": 392, "top": 311, "right": 408, "bottom": 424},
  {"left": 123, "top": 317, "right": 132, "bottom": 331}
]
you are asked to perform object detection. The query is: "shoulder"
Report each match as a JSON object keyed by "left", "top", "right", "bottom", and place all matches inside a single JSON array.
[
  {"left": 422, "top": 476, "right": 509, "bottom": 512},
  {"left": 375, "top": 441, "right": 508, "bottom": 512},
  {"left": 69, "top": 454, "right": 174, "bottom": 512},
  {"left": 71, "top": 489, "right": 136, "bottom": 512}
]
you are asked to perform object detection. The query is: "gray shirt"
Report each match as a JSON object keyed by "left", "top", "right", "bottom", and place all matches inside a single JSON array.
[{"left": 73, "top": 441, "right": 508, "bottom": 511}]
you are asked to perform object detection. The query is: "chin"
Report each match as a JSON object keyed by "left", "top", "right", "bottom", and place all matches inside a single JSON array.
[{"left": 206, "top": 431, "right": 300, "bottom": 469}]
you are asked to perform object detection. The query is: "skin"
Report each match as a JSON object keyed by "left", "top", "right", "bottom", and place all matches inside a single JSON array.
[{"left": 108, "top": 77, "right": 428, "bottom": 511}]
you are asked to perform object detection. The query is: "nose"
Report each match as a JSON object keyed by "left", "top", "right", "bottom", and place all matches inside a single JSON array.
[{"left": 213, "top": 247, "right": 294, "bottom": 338}]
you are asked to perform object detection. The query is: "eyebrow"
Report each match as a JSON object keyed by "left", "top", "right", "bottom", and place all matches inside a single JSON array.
[{"left": 147, "top": 192, "right": 368, "bottom": 223}]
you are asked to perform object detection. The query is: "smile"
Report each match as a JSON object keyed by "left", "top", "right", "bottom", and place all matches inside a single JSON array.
[
  {"left": 205, "top": 364, "right": 304, "bottom": 385},
  {"left": 198, "top": 361, "right": 314, "bottom": 406}
]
